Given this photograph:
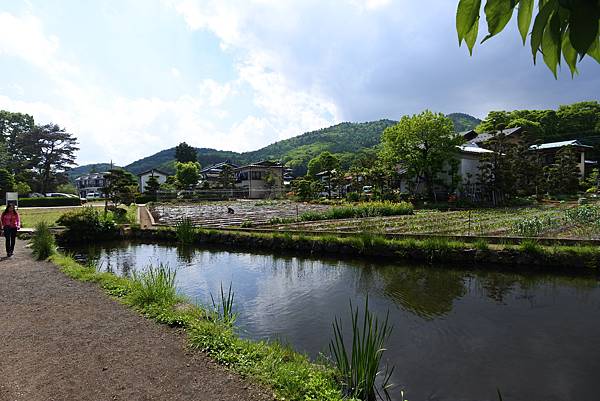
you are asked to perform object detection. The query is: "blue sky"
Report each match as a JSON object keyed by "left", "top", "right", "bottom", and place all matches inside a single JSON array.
[{"left": 0, "top": 0, "right": 598, "bottom": 165}]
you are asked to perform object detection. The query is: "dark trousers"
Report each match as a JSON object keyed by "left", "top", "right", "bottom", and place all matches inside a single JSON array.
[{"left": 4, "top": 227, "right": 17, "bottom": 255}]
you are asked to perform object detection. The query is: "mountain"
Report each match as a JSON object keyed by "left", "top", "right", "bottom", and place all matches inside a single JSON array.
[
  {"left": 68, "top": 163, "right": 119, "bottom": 180},
  {"left": 447, "top": 113, "right": 482, "bottom": 132},
  {"left": 123, "top": 119, "right": 397, "bottom": 176},
  {"left": 73, "top": 114, "right": 480, "bottom": 178}
]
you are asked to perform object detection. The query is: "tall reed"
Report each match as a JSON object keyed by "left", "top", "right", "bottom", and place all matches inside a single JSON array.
[
  {"left": 175, "top": 217, "right": 196, "bottom": 244},
  {"left": 210, "top": 282, "right": 236, "bottom": 325},
  {"left": 31, "top": 221, "right": 56, "bottom": 260},
  {"left": 128, "top": 263, "right": 178, "bottom": 307},
  {"left": 329, "top": 296, "right": 394, "bottom": 401}
]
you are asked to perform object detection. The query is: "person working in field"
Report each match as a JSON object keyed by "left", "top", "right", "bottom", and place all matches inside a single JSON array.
[{"left": 1, "top": 204, "right": 20, "bottom": 257}]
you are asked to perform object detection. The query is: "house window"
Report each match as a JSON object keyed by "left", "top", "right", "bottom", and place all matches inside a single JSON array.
[{"left": 251, "top": 171, "right": 262, "bottom": 180}]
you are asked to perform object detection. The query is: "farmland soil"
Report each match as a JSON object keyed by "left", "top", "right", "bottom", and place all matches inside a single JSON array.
[{"left": 0, "top": 241, "right": 273, "bottom": 401}]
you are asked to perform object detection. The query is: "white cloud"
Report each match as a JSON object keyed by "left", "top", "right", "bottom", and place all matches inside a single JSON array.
[{"left": 0, "top": 12, "right": 78, "bottom": 76}]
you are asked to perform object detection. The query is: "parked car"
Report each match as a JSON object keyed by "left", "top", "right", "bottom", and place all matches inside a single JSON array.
[
  {"left": 86, "top": 192, "right": 102, "bottom": 200},
  {"left": 28, "top": 192, "right": 45, "bottom": 198}
]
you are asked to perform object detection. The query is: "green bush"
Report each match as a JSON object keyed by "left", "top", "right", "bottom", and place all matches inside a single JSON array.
[
  {"left": 135, "top": 194, "right": 156, "bottom": 204},
  {"left": 345, "top": 192, "right": 360, "bottom": 202},
  {"left": 30, "top": 221, "right": 56, "bottom": 260},
  {"left": 19, "top": 197, "right": 82, "bottom": 207},
  {"left": 300, "top": 201, "right": 413, "bottom": 221},
  {"left": 57, "top": 207, "right": 118, "bottom": 241}
]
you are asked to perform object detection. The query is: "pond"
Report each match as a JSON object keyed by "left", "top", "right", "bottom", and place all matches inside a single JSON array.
[{"left": 67, "top": 241, "right": 600, "bottom": 401}]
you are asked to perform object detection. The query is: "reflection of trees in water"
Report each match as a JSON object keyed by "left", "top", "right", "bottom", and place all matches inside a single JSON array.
[
  {"left": 176, "top": 245, "right": 194, "bottom": 264},
  {"left": 378, "top": 267, "right": 467, "bottom": 319}
]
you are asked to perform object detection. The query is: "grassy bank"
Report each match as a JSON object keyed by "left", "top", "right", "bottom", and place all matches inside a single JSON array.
[
  {"left": 128, "top": 226, "right": 600, "bottom": 273},
  {"left": 49, "top": 253, "right": 348, "bottom": 401}
]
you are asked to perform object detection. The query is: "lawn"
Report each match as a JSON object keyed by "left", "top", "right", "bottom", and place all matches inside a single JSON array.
[{"left": 18, "top": 206, "right": 102, "bottom": 228}]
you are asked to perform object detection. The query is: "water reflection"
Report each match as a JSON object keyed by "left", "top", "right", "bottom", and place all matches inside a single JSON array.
[{"left": 67, "top": 241, "right": 600, "bottom": 401}]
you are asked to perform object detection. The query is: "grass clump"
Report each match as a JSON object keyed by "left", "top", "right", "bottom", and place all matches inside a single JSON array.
[
  {"left": 300, "top": 201, "right": 413, "bottom": 222},
  {"left": 175, "top": 217, "right": 196, "bottom": 244},
  {"left": 128, "top": 263, "right": 179, "bottom": 308},
  {"left": 210, "top": 282, "right": 237, "bottom": 325},
  {"left": 30, "top": 221, "right": 56, "bottom": 260},
  {"left": 473, "top": 238, "right": 489, "bottom": 251},
  {"left": 330, "top": 297, "right": 394, "bottom": 401},
  {"left": 519, "top": 239, "right": 544, "bottom": 254}
]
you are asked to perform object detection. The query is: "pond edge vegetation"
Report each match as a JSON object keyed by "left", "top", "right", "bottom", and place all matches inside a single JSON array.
[
  {"left": 125, "top": 226, "right": 600, "bottom": 273},
  {"left": 47, "top": 252, "right": 362, "bottom": 401}
]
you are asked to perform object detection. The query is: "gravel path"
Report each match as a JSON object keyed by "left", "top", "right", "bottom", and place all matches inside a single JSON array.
[{"left": 0, "top": 241, "right": 273, "bottom": 401}]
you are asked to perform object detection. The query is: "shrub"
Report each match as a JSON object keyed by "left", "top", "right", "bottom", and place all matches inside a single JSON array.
[
  {"left": 57, "top": 207, "right": 118, "bottom": 241},
  {"left": 300, "top": 201, "right": 413, "bottom": 221},
  {"left": 128, "top": 263, "right": 178, "bottom": 308},
  {"left": 30, "top": 222, "right": 55, "bottom": 260},
  {"left": 346, "top": 192, "right": 360, "bottom": 202},
  {"left": 19, "top": 197, "right": 82, "bottom": 207}
]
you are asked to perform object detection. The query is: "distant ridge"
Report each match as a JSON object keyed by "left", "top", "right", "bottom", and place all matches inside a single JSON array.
[{"left": 74, "top": 113, "right": 481, "bottom": 178}]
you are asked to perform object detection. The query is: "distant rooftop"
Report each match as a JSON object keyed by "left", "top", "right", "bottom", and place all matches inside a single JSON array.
[{"left": 529, "top": 140, "right": 592, "bottom": 150}]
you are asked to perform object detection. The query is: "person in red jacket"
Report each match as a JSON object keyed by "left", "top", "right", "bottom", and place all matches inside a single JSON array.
[{"left": 1, "top": 204, "right": 20, "bottom": 257}]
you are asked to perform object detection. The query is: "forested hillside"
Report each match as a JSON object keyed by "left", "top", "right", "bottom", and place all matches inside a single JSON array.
[
  {"left": 81, "top": 104, "right": 600, "bottom": 179},
  {"left": 447, "top": 113, "right": 482, "bottom": 132},
  {"left": 124, "top": 119, "right": 398, "bottom": 176}
]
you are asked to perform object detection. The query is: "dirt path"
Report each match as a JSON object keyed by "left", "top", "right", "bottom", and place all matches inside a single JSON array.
[{"left": 0, "top": 241, "right": 273, "bottom": 401}]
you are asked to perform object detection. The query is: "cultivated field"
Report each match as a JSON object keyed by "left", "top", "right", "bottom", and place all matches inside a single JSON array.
[
  {"left": 149, "top": 200, "right": 600, "bottom": 239},
  {"left": 266, "top": 202, "right": 600, "bottom": 239},
  {"left": 149, "top": 200, "right": 331, "bottom": 228}
]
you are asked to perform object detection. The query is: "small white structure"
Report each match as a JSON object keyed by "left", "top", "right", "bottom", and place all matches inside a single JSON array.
[{"left": 138, "top": 169, "right": 169, "bottom": 193}]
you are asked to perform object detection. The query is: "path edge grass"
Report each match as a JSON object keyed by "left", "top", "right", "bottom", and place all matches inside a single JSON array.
[{"left": 48, "top": 252, "right": 349, "bottom": 401}]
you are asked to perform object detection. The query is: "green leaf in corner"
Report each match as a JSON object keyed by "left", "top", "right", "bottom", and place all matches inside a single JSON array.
[
  {"left": 531, "top": 0, "right": 558, "bottom": 63},
  {"left": 517, "top": 0, "right": 534, "bottom": 45},
  {"left": 587, "top": 34, "right": 600, "bottom": 63},
  {"left": 562, "top": 29, "right": 579, "bottom": 76},
  {"left": 465, "top": 17, "right": 480, "bottom": 54},
  {"left": 541, "top": 12, "right": 562, "bottom": 78},
  {"left": 457, "top": 0, "right": 482, "bottom": 45},
  {"left": 568, "top": 0, "right": 600, "bottom": 55},
  {"left": 481, "top": 0, "right": 517, "bottom": 43}
]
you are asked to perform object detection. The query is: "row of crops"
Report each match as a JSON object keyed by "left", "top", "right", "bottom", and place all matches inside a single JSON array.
[{"left": 267, "top": 203, "right": 600, "bottom": 239}]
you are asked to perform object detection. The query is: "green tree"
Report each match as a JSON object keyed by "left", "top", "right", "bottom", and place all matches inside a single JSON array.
[
  {"left": 19, "top": 123, "right": 79, "bottom": 193},
  {"left": 380, "top": 110, "right": 461, "bottom": 199},
  {"left": 55, "top": 183, "right": 79, "bottom": 195},
  {"left": 218, "top": 165, "right": 235, "bottom": 189},
  {"left": 456, "top": 0, "right": 600, "bottom": 76},
  {"left": 103, "top": 169, "right": 138, "bottom": 206},
  {"left": 145, "top": 175, "right": 161, "bottom": 195},
  {"left": 14, "top": 181, "right": 31, "bottom": 196},
  {"left": 0, "top": 110, "right": 34, "bottom": 172},
  {"left": 175, "top": 161, "right": 200, "bottom": 189},
  {"left": 307, "top": 151, "right": 341, "bottom": 177},
  {"left": 0, "top": 168, "right": 15, "bottom": 196},
  {"left": 477, "top": 132, "right": 518, "bottom": 204},
  {"left": 545, "top": 146, "right": 581, "bottom": 194},
  {"left": 292, "top": 177, "right": 322, "bottom": 201},
  {"left": 175, "top": 142, "right": 198, "bottom": 163}
]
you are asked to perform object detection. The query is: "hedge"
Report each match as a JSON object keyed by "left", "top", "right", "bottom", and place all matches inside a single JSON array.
[{"left": 18, "top": 197, "right": 83, "bottom": 207}]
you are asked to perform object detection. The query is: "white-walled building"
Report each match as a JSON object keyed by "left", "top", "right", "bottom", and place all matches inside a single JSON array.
[{"left": 138, "top": 169, "right": 169, "bottom": 193}]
